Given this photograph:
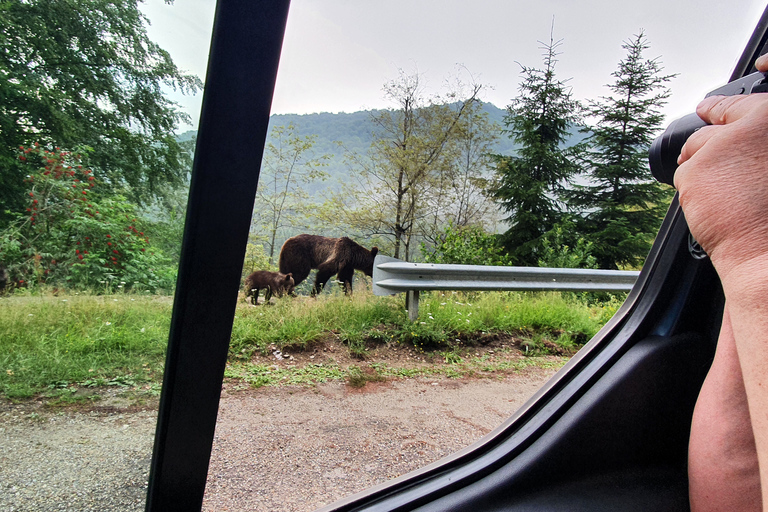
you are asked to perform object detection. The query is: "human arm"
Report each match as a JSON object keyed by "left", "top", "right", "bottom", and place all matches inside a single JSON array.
[
  {"left": 688, "top": 306, "right": 761, "bottom": 511},
  {"left": 677, "top": 53, "right": 768, "bottom": 509}
]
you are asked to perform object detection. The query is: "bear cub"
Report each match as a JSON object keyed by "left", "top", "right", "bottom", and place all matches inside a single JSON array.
[{"left": 243, "top": 270, "right": 294, "bottom": 305}]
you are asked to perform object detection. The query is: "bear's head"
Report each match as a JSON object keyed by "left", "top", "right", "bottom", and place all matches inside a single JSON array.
[
  {"left": 282, "top": 272, "right": 295, "bottom": 295},
  {"left": 362, "top": 247, "right": 379, "bottom": 277}
]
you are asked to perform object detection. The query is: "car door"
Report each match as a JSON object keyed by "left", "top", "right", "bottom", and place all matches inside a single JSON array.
[{"left": 143, "top": 2, "right": 768, "bottom": 510}]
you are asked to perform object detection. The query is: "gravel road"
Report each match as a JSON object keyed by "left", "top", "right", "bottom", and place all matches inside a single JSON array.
[{"left": 0, "top": 367, "right": 558, "bottom": 512}]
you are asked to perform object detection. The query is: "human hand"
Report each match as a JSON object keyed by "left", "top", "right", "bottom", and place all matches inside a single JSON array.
[
  {"left": 675, "top": 66, "right": 768, "bottom": 282},
  {"left": 757, "top": 53, "right": 768, "bottom": 72}
]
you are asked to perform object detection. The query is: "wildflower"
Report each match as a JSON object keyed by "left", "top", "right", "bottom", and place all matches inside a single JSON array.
[{"left": 105, "top": 322, "right": 111, "bottom": 325}]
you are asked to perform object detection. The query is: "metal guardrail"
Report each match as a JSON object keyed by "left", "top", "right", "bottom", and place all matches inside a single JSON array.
[{"left": 372, "top": 255, "right": 639, "bottom": 320}]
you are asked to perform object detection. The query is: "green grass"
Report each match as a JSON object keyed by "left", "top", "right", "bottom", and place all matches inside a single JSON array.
[
  {"left": 0, "top": 289, "right": 624, "bottom": 400},
  {"left": 0, "top": 294, "right": 171, "bottom": 400}
]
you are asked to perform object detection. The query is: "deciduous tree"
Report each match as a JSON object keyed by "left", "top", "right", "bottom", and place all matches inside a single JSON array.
[
  {"left": 420, "top": 99, "right": 500, "bottom": 250},
  {"left": 0, "top": 0, "right": 201, "bottom": 225},
  {"left": 0, "top": 146, "right": 176, "bottom": 292},
  {"left": 332, "top": 70, "right": 487, "bottom": 261},
  {"left": 251, "top": 124, "right": 329, "bottom": 264}
]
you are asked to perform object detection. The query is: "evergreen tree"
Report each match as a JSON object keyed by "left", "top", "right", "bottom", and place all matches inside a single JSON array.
[
  {"left": 565, "top": 32, "right": 675, "bottom": 269},
  {"left": 0, "top": 0, "right": 202, "bottom": 225},
  {"left": 492, "top": 35, "right": 582, "bottom": 266}
]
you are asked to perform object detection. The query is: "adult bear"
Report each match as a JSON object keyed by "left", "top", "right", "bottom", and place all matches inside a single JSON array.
[{"left": 278, "top": 234, "right": 378, "bottom": 295}]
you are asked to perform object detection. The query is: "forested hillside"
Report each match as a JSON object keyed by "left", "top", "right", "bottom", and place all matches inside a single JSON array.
[
  {"left": 179, "top": 102, "right": 520, "bottom": 193},
  {"left": 178, "top": 102, "right": 591, "bottom": 196}
]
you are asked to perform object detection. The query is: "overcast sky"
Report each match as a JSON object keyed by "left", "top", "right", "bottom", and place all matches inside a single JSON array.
[{"left": 141, "top": 0, "right": 768, "bottom": 132}]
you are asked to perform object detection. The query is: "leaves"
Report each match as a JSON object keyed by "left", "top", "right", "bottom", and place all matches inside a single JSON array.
[
  {"left": 564, "top": 32, "right": 675, "bottom": 269},
  {"left": 0, "top": 145, "right": 176, "bottom": 292},
  {"left": 327, "top": 70, "right": 495, "bottom": 261},
  {"left": 0, "top": 0, "right": 201, "bottom": 224},
  {"left": 492, "top": 34, "right": 583, "bottom": 266},
  {"left": 251, "top": 123, "right": 331, "bottom": 263}
]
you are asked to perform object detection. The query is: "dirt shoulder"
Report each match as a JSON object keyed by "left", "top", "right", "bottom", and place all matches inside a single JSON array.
[{"left": 0, "top": 340, "right": 566, "bottom": 512}]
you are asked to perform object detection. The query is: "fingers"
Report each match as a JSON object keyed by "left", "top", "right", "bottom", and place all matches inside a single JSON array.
[
  {"left": 696, "top": 94, "right": 756, "bottom": 125},
  {"left": 678, "top": 93, "right": 768, "bottom": 165},
  {"left": 757, "top": 53, "right": 768, "bottom": 72},
  {"left": 676, "top": 124, "right": 717, "bottom": 166}
]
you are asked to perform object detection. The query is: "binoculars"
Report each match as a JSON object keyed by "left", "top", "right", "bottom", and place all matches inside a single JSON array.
[{"left": 649, "top": 70, "right": 768, "bottom": 186}]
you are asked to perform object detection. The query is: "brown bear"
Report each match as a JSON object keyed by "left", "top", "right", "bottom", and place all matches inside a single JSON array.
[
  {"left": 243, "top": 270, "right": 294, "bottom": 305},
  {"left": 278, "top": 234, "right": 379, "bottom": 295}
]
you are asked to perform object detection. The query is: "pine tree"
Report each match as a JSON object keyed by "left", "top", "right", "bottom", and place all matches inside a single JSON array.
[
  {"left": 565, "top": 32, "right": 675, "bottom": 269},
  {"left": 492, "top": 35, "right": 582, "bottom": 266}
]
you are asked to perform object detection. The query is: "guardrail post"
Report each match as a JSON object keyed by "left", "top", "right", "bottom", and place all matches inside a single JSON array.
[{"left": 406, "top": 290, "right": 419, "bottom": 322}]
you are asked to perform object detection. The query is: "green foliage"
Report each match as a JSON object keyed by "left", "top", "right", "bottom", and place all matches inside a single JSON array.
[
  {"left": 252, "top": 123, "right": 330, "bottom": 264},
  {"left": 0, "top": 146, "right": 176, "bottom": 292},
  {"left": 537, "top": 221, "right": 597, "bottom": 269},
  {"left": 421, "top": 224, "right": 511, "bottom": 266},
  {"left": 241, "top": 240, "right": 274, "bottom": 286},
  {"left": 413, "top": 291, "right": 611, "bottom": 351},
  {"left": 564, "top": 32, "right": 675, "bottom": 269},
  {"left": 0, "top": 0, "right": 201, "bottom": 225},
  {"left": 492, "top": 35, "right": 584, "bottom": 266},
  {"left": 327, "top": 71, "right": 493, "bottom": 261},
  {"left": 346, "top": 365, "right": 386, "bottom": 388}
]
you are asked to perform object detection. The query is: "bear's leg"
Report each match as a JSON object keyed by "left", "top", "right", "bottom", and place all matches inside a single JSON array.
[
  {"left": 313, "top": 265, "right": 337, "bottom": 296},
  {"left": 251, "top": 288, "right": 261, "bottom": 305},
  {"left": 265, "top": 286, "right": 273, "bottom": 303},
  {"left": 337, "top": 267, "right": 355, "bottom": 295}
]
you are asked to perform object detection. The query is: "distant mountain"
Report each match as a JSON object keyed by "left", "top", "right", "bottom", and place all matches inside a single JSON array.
[{"left": 177, "top": 102, "right": 587, "bottom": 193}]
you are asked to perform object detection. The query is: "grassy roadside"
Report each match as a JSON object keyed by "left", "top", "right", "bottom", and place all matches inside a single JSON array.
[{"left": 0, "top": 290, "right": 624, "bottom": 402}]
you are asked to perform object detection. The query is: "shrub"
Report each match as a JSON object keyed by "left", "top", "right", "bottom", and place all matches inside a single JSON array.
[
  {"left": 0, "top": 145, "right": 176, "bottom": 293},
  {"left": 422, "top": 224, "right": 511, "bottom": 266}
]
